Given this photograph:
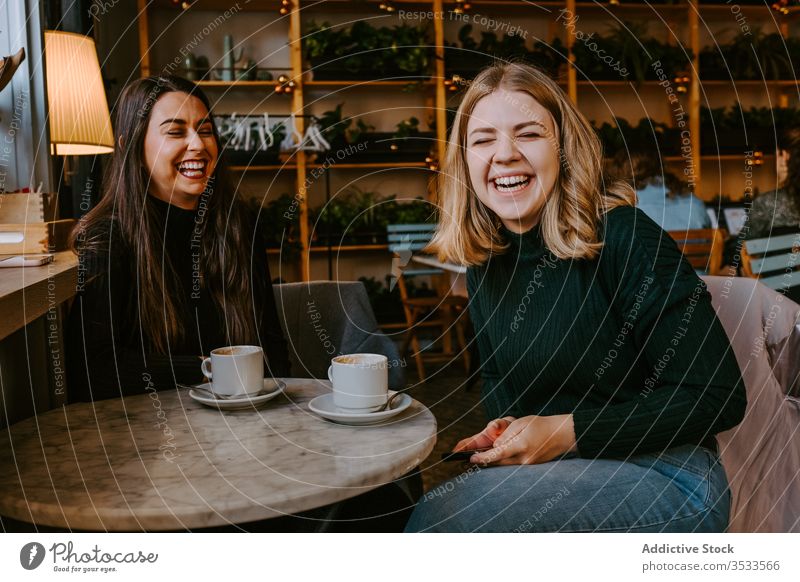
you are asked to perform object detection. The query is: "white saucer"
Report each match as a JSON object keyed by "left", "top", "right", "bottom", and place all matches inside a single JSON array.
[
  {"left": 307, "top": 391, "right": 412, "bottom": 425},
  {"left": 188, "top": 378, "right": 286, "bottom": 410}
]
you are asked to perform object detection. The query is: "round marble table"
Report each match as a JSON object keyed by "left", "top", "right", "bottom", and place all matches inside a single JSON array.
[{"left": 0, "top": 379, "right": 436, "bottom": 531}]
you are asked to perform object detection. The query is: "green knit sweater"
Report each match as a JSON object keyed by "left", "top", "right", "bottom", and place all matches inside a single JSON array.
[{"left": 467, "top": 205, "right": 746, "bottom": 458}]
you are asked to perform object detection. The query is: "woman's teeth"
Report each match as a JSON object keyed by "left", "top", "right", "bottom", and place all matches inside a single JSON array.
[
  {"left": 493, "top": 175, "right": 531, "bottom": 193},
  {"left": 177, "top": 160, "right": 206, "bottom": 178}
]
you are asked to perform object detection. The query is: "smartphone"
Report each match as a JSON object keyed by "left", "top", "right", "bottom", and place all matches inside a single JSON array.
[{"left": 440, "top": 448, "right": 491, "bottom": 462}]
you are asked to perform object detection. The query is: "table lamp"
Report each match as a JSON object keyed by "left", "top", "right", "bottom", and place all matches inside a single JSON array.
[{"left": 44, "top": 30, "right": 113, "bottom": 156}]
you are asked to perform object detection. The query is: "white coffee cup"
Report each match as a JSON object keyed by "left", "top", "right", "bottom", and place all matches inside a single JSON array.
[
  {"left": 200, "top": 345, "right": 264, "bottom": 397},
  {"left": 327, "top": 353, "right": 389, "bottom": 413}
]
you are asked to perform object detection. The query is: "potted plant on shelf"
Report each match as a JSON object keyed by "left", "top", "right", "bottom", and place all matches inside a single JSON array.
[
  {"left": 444, "top": 25, "right": 564, "bottom": 80},
  {"left": 700, "top": 29, "right": 798, "bottom": 80},
  {"left": 384, "top": 117, "right": 436, "bottom": 160},
  {"left": 249, "top": 193, "right": 301, "bottom": 258},
  {"left": 700, "top": 105, "right": 800, "bottom": 154},
  {"left": 311, "top": 187, "right": 383, "bottom": 246},
  {"left": 380, "top": 195, "right": 437, "bottom": 226},
  {"left": 594, "top": 117, "right": 680, "bottom": 158},
  {"left": 572, "top": 21, "right": 688, "bottom": 83},
  {"left": 314, "top": 103, "right": 376, "bottom": 157},
  {"left": 316, "top": 107, "right": 433, "bottom": 163},
  {"left": 304, "top": 20, "right": 432, "bottom": 81},
  {"left": 311, "top": 191, "right": 435, "bottom": 247}
]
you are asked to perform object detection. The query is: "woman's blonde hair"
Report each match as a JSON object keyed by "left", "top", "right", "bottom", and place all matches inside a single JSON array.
[{"left": 428, "top": 62, "right": 634, "bottom": 265}]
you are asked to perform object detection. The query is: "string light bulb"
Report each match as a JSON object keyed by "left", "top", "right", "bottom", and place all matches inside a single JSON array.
[
  {"left": 453, "top": 0, "right": 471, "bottom": 15},
  {"left": 275, "top": 74, "right": 294, "bottom": 94},
  {"left": 747, "top": 150, "right": 764, "bottom": 167},
  {"left": 444, "top": 74, "right": 464, "bottom": 92},
  {"left": 674, "top": 73, "right": 690, "bottom": 93},
  {"left": 280, "top": 0, "right": 291, "bottom": 16},
  {"left": 771, "top": 0, "right": 791, "bottom": 15},
  {"left": 379, "top": 1, "right": 396, "bottom": 12}
]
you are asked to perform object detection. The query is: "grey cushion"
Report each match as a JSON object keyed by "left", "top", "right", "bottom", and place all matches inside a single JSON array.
[{"left": 273, "top": 282, "right": 405, "bottom": 389}]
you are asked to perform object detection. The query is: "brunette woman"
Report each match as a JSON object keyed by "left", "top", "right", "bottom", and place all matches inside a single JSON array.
[
  {"left": 746, "top": 128, "right": 800, "bottom": 239},
  {"left": 66, "top": 76, "right": 290, "bottom": 401},
  {"left": 406, "top": 63, "right": 745, "bottom": 532}
]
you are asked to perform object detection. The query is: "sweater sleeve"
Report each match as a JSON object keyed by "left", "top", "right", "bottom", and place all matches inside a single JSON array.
[
  {"left": 467, "top": 266, "right": 525, "bottom": 420},
  {"left": 66, "top": 233, "right": 202, "bottom": 402},
  {"left": 571, "top": 206, "right": 746, "bottom": 457},
  {"left": 745, "top": 194, "right": 775, "bottom": 239}
]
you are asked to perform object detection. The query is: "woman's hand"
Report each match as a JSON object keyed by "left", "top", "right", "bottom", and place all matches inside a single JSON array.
[
  {"left": 452, "top": 417, "right": 516, "bottom": 452},
  {"left": 469, "top": 414, "right": 577, "bottom": 466}
]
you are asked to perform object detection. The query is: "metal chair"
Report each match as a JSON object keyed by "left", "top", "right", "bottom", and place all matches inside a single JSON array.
[
  {"left": 667, "top": 228, "right": 727, "bottom": 276},
  {"left": 387, "top": 224, "right": 470, "bottom": 382},
  {"left": 740, "top": 232, "right": 800, "bottom": 295}
]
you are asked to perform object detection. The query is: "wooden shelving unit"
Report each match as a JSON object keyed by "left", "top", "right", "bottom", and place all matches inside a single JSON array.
[
  {"left": 138, "top": 0, "right": 797, "bottom": 282},
  {"left": 267, "top": 244, "right": 389, "bottom": 255},
  {"left": 230, "top": 161, "right": 430, "bottom": 172}
]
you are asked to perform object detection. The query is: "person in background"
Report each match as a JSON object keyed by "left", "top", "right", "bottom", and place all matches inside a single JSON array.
[
  {"left": 66, "top": 76, "right": 290, "bottom": 402},
  {"left": 614, "top": 149, "right": 710, "bottom": 232},
  {"left": 407, "top": 62, "right": 745, "bottom": 533},
  {"left": 746, "top": 128, "right": 800, "bottom": 239}
]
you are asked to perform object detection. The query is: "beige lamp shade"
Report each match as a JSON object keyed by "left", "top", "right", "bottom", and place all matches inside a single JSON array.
[{"left": 44, "top": 31, "right": 114, "bottom": 155}]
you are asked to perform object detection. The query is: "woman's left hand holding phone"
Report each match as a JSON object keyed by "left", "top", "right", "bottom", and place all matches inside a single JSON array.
[
  {"left": 452, "top": 416, "right": 516, "bottom": 454},
  {"left": 461, "top": 414, "right": 578, "bottom": 466}
]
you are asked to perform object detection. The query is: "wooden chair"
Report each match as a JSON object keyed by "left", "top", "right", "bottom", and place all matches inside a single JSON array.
[
  {"left": 667, "top": 228, "right": 727, "bottom": 275},
  {"left": 387, "top": 224, "right": 470, "bottom": 382},
  {"left": 740, "top": 232, "right": 800, "bottom": 293}
]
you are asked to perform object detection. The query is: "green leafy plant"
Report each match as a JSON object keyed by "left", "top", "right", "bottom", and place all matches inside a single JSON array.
[
  {"left": 698, "top": 105, "right": 800, "bottom": 153},
  {"left": 348, "top": 119, "right": 375, "bottom": 144},
  {"left": 444, "top": 25, "right": 564, "bottom": 79},
  {"left": 593, "top": 117, "right": 677, "bottom": 157},
  {"left": 311, "top": 191, "right": 435, "bottom": 244},
  {"left": 314, "top": 104, "right": 376, "bottom": 147},
  {"left": 393, "top": 117, "right": 420, "bottom": 139},
  {"left": 305, "top": 20, "right": 432, "bottom": 79},
  {"left": 700, "top": 29, "right": 800, "bottom": 80},
  {"left": 315, "top": 103, "right": 348, "bottom": 144},
  {"left": 700, "top": 105, "right": 800, "bottom": 131},
  {"left": 380, "top": 195, "right": 436, "bottom": 225},
  {"left": 248, "top": 194, "right": 301, "bottom": 256}
]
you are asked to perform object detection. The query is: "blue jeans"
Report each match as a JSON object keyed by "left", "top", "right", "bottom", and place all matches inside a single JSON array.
[{"left": 405, "top": 444, "right": 730, "bottom": 532}]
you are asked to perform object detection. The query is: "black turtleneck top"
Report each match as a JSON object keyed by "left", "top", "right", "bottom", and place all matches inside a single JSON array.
[
  {"left": 467, "top": 205, "right": 746, "bottom": 458},
  {"left": 66, "top": 196, "right": 290, "bottom": 402}
]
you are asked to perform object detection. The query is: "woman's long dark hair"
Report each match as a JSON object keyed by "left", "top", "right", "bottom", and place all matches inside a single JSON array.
[{"left": 72, "top": 75, "right": 260, "bottom": 354}]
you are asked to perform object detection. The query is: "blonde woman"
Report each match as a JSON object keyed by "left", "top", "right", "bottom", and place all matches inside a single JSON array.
[{"left": 406, "top": 63, "right": 745, "bottom": 533}]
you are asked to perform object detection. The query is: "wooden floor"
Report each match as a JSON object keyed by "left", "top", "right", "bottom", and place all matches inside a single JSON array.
[{"left": 405, "top": 361, "right": 488, "bottom": 492}]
